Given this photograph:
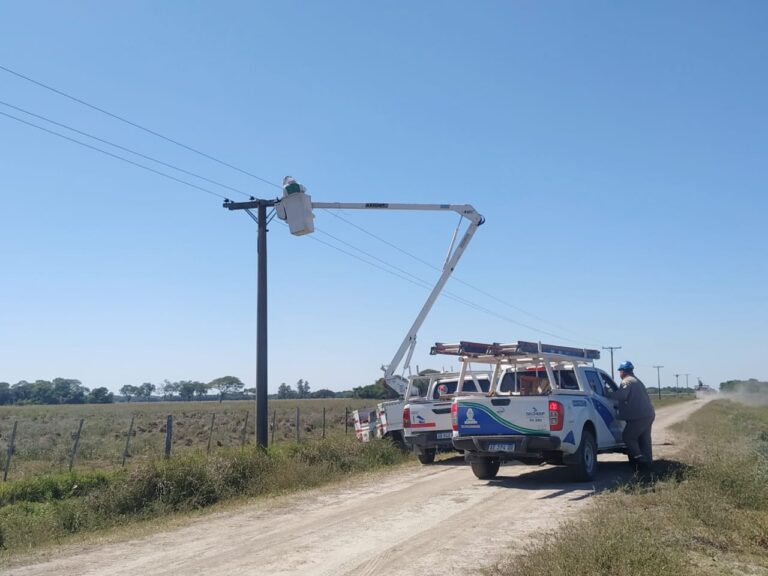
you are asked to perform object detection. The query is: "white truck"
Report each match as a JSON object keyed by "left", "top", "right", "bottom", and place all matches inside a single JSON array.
[
  {"left": 431, "top": 340, "right": 626, "bottom": 481},
  {"left": 402, "top": 371, "right": 492, "bottom": 463}
]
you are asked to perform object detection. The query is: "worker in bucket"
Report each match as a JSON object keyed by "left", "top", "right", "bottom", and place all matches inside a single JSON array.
[{"left": 607, "top": 361, "right": 655, "bottom": 468}]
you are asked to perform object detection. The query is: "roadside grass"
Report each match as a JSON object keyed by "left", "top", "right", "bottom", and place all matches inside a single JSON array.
[
  {"left": 486, "top": 398, "right": 768, "bottom": 576},
  {"left": 0, "top": 399, "right": 375, "bottom": 479},
  {"left": 0, "top": 436, "right": 408, "bottom": 558},
  {"left": 651, "top": 393, "right": 695, "bottom": 409}
]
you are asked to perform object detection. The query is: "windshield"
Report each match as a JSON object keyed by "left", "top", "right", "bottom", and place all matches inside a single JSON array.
[{"left": 432, "top": 377, "right": 490, "bottom": 399}]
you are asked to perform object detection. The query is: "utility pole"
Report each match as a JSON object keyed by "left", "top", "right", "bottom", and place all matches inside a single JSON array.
[
  {"left": 653, "top": 365, "right": 664, "bottom": 400},
  {"left": 602, "top": 346, "right": 622, "bottom": 380},
  {"left": 684, "top": 373, "right": 690, "bottom": 393},
  {"left": 224, "top": 197, "right": 277, "bottom": 449},
  {"left": 674, "top": 373, "right": 680, "bottom": 394}
]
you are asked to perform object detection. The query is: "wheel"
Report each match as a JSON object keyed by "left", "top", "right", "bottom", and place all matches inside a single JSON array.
[
  {"left": 417, "top": 449, "right": 436, "bottom": 465},
  {"left": 470, "top": 457, "right": 500, "bottom": 480},
  {"left": 570, "top": 430, "right": 597, "bottom": 482}
]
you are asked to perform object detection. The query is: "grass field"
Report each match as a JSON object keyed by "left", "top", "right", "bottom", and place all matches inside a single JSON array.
[
  {"left": 0, "top": 399, "right": 376, "bottom": 480},
  {"left": 486, "top": 396, "right": 768, "bottom": 576}
]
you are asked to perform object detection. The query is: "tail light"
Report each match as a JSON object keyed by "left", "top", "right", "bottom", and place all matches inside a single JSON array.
[
  {"left": 549, "top": 400, "right": 564, "bottom": 431},
  {"left": 403, "top": 406, "right": 411, "bottom": 429},
  {"left": 451, "top": 402, "right": 458, "bottom": 431}
]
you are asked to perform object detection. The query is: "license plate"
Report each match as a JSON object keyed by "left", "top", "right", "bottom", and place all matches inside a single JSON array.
[
  {"left": 488, "top": 443, "right": 516, "bottom": 452},
  {"left": 437, "top": 432, "right": 453, "bottom": 440}
]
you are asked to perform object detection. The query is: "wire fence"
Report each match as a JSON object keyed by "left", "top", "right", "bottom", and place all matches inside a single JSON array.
[{"left": 0, "top": 401, "right": 367, "bottom": 481}]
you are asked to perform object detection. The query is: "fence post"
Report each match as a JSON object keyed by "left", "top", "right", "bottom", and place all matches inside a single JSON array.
[
  {"left": 240, "top": 412, "right": 249, "bottom": 447},
  {"left": 69, "top": 419, "right": 84, "bottom": 472},
  {"left": 122, "top": 415, "right": 135, "bottom": 467},
  {"left": 270, "top": 409, "right": 276, "bottom": 445},
  {"left": 345, "top": 407, "right": 349, "bottom": 435},
  {"left": 207, "top": 413, "right": 216, "bottom": 455},
  {"left": 164, "top": 414, "right": 173, "bottom": 458},
  {"left": 3, "top": 421, "right": 18, "bottom": 482},
  {"left": 322, "top": 407, "right": 326, "bottom": 439},
  {"left": 296, "top": 406, "right": 300, "bottom": 443}
]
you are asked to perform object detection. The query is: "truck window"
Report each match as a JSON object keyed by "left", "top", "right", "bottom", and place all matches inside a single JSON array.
[
  {"left": 585, "top": 370, "right": 604, "bottom": 395},
  {"left": 498, "top": 369, "right": 577, "bottom": 395},
  {"left": 556, "top": 371, "right": 580, "bottom": 390},
  {"left": 432, "top": 378, "right": 490, "bottom": 399},
  {"left": 599, "top": 372, "right": 618, "bottom": 392}
]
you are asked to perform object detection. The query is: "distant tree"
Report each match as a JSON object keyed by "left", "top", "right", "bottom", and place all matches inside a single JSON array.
[
  {"left": 296, "top": 379, "right": 311, "bottom": 398},
  {"left": 87, "top": 387, "right": 115, "bottom": 403},
  {"left": 31, "top": 380, "right": 57, "bottom": 404},
  {"left": 352, "top": 378, "right": 399, "bottom": 399},
  {"left": 161, "top": 379, "right": 179, "bottom": 400},
  {"left": 311, "top": 388, "right": 336, "bottom": 398},
  {"left": 411, "top": 369, "right": 440, "bottom": 396},
  {"left": 11, "top": 381, "right": 33, "bottom": 404},
  {"left": 193, "top": 381, "right": 209, "bottom": 399},
  {"left": 138, "top": 382, "right": 156, "bottom": 401},
  {"left": 0, "top": 382, "right": 12, "bottom": 405},
  {"left": 177, "top": 381, "right": 197, "bottom": 401},
  {"left": 52, "top": 378, "right": 88, "bottom": 404},
  {"left": 209, "top": 376, "right": 245, "bottom": 403},
  {"left": 120, "top": 384, "right": 138, "bottom": 401},
  {"left": 720, "top": 378, "right": 768, "bottom": 393},
  {"left": 243, "top": 387, "right": 256, "bottom": 397},
  {"left": 277, "top": 383, "right": 298, "bottom": 399}
]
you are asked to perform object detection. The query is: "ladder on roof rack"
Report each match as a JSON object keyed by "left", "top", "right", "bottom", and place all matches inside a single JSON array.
[{"left": 430, "top": 340, "right": 601, "bottom": 361}]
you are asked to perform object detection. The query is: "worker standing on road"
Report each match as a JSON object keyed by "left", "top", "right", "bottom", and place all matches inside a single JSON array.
[{"left": 607, "top": 361, "right": 655, "bottom": 468}]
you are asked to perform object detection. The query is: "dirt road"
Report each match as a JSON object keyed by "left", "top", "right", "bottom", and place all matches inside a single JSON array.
[{"left": 8, "top": 399, "right": 707, "bottom": 576}]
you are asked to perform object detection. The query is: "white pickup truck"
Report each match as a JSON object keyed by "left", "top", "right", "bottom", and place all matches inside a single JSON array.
[
  {"left": 431, "top": 341, "right": 625, "bottom": 482},
  {"left": 403, "top": 371, "right": 492, "bottom": 464}
]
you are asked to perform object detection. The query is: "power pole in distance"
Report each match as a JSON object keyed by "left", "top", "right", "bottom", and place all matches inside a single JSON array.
[
  {"left": 602, "top": 346, "right": 622, "bottom": 380},
  {"left": 653, "top": 365, "right": 664, "bottom": 401},
  {"left": 684, "top": 373, "right": 690, "bottom": 393},
  {"left": 224, "top": 197, "right": 278, "bottom": 449},
  {"left": 674, "top": 373, "right": 680, "bottom": 394}
]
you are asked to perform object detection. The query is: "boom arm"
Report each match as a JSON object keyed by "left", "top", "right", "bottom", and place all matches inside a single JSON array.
[{"left": 311, "top": 201, "right": 485, "bottom": 396}]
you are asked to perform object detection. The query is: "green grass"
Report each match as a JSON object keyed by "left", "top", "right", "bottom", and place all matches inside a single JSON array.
[
  {"left": 486, "top": 398, "right": 768, "bottom": 576},
  {"left": 0, "top": 399, "right": 375, "bottom": 479},
  {"left": 0, "top": 436, "right": 407, "bottom": 557}
]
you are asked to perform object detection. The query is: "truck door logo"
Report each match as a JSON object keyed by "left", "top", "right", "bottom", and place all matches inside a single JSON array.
[{"left": 464, "top": 408, "right": 478, "bottom": 425}]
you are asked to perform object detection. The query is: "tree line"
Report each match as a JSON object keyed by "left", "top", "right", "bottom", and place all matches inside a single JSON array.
[
  {"left": 0, "top": 379, "right": 113, "bottom": 406},
  {"left": 0, "top": 373, "right": 437, "bottom": 406},
  {"left": 720, "top": 379, "right": 768, "bottom": 393}
]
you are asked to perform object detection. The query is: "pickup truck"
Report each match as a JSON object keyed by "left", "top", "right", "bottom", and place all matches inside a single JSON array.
[
  {"left": 403, "top": 371, "right": 492, "bottom": 464},
  {"left": 431, "top": 341, "right": 625, "bottom": 482}
]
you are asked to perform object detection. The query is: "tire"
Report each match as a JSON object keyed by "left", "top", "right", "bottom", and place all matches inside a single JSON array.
[
  {"left": 417, "top": 449, "right": 436, "bottom": 465},
  {"left": 470, "top": 457, "right": 500, "bottom": 480},
  {"left": 570, "top": 430, "right": 598, "bottom": 482}
]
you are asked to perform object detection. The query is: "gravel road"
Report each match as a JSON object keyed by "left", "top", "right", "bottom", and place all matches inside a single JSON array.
[{"left": 7, "top": 398, "right": 707, "bottom": 576}]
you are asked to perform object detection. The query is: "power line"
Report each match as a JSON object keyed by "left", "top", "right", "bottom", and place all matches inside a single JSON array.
[
  {"left": 0, "top": 110, "right": 228, "bottom": 201},
  {"left": 284, "top": 220, "right": 579, "bottom": 342},
  {"left": 321, "top": 208, "right": 582, "bottom": 336},
  {"left": 0, "top": 99, "right": 252, "bottom": 199},
  {"left": 0, "top": 63, "right": 282, "bottom": 190}
]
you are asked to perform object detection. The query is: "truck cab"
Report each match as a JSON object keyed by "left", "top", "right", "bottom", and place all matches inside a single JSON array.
[
  {"left": 431, "top": 341, "right": 626, "bottom": 481},
  {"left": 403, "top": 371, "right": 493, "bottom": 464}
]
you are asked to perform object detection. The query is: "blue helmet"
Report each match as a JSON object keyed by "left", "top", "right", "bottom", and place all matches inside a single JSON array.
[{"left": 618, "top": 361, "right": 634, "bottom": 372}]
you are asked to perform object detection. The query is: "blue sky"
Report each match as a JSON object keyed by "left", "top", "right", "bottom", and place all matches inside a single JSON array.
[{"left": 1, "top": 1, "right": 766, "bottom": 393}]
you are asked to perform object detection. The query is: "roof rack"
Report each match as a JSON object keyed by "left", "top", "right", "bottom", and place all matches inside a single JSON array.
[{"left": 430, "top": 340, "right": 600, "bottom": 363}]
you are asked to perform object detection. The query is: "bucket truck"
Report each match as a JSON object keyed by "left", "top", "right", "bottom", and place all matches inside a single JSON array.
[{"left": 275, "top": 182, "right": 484, "bottom": 447}]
